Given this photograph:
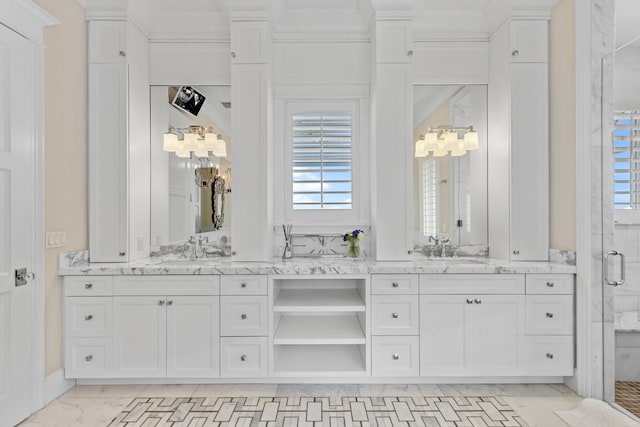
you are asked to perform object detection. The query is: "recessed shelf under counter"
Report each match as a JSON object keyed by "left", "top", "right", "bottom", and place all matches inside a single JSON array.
[
  {"left": 274, "top": 313, "right": 366, "bottom": 345},
  {"left": 273, "top": 289, "right": 365, "bottom": 312},
  {"left": 273, "top": 345, "right": 367, "bottom": 376}
]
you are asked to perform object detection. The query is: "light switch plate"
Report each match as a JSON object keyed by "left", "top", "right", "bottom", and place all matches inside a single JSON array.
[{"left": 46, "top": 231, "right": 67, "bottom": 249}]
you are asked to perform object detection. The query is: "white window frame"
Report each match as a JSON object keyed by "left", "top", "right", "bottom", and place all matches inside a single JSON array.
[{"left": 284, "top": 100, "right": 361, "bottom": 226}]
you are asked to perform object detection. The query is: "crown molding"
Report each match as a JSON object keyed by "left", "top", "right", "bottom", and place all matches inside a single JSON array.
[{"left": 16, "top": 0, "right": 59, "bottom": 26}]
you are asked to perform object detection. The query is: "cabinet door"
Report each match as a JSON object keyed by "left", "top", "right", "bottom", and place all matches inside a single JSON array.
[
  {"left": 375, "top": 21, "right": 413, "bottom": 63},
  {"left": 89, "top": 63, "right": 128, "bottom": 262},
  {"left": 89, "top": 21, "right": 127, "bottom": 63},
  {"left": 510, "top": 62, "right": 549, "bottom": 260},
  {"left": 166, "top": 296, "right": 220, "bottom": 378},
  {"left": 420, "top": 295, "right": 466, "bottom": 375},
  {"left": 113, "top": 296, "right": 166, "bottom": 377},
  {"left": 230, "top": 21, "right": 270, "bottom": 64},
  {"left": 467, "top": 295, "right": 525, "bottom": 373},
  {"left": 509, "top": 20, "right": 548, "bottom": 63}
]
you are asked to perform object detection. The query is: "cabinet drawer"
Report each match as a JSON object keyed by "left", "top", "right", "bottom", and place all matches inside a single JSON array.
[
  {"left": 114, "top": 276, "right": 219, "bottom": 295},
  {"left": 372, "top": 336, "right": 420, "bottom": 377},
  {"left": 420, "top": 274, "right": 525, "bottom": 294},
  {"left": 65, "top": 276, "right": 113, "bottom": 297},
  {"left": 65, "top": 338, "right": 112, "bottom": 378},
  {"left": 220, "top": 275, "right": 267, "bottom": 295},
  {"left": 526, "top": 274, "right": 574, "bottom": 295},
  {"left": 372, "top": 295, "right": 419, "bottom": 335},
  {"left": 526, "top": 295, "right": 573, "bottom": 335},
  {"left": 522, "top": 336, "right": 573, "bottom": 376},
  {"left": 220, "top": 296, "right": 268, "bottom": 336},
  {"left": 220, "top": 337, "right": 267, "bottom": 377},
  {"left": 371, "top": 274, "right": 418, "bottom": 295},
  {"left": 65, "top": 297, "right": 113, "bottom": 337}
]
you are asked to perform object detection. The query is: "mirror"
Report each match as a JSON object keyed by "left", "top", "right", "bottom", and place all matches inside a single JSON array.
[
  {"left": 413, "top": 85, "right": 488, "bottom": 248},
  {"left": 150, "top": 85, "right": 232, "bottom": 246}
]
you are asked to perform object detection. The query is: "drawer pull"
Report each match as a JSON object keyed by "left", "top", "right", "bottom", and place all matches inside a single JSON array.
[
  {"left": 158, "top": 300, "right": 165, "bottom": 306},
  {"left": 392, "top": 312, "right": 399, "bottom": 319},
  {"left": 546, "top": 282, "right": 554, "bottom": 287},
  {"left": 241, "top": 282, "right": 247, "bottom": 288},
  {"left": 392, "top": 354, "right": 400, "bottom": 360},
  {"left": 241, "top": 313, "right": 247, "bottom": 320},
  {"left": 546, "top": 312, "right": 554, "bottom": 318},
  {"left": 84, "top": 283, "right": 93, "bottom": 289},
  {"left": 474, "top": 299, "right": 482, "bottom": 304},
  {"left": 466, "top": 299, "right": 473, "bottom": 304},
  {"left": 546, "top": 353, "right": 554, "bottom": 359},
  {"left": 392, "top": 282, "right": 399, "bottom": 288},
  {"left": 84, "top": 314, "right": 93, "bottom": 321},
  {"left": 85, "top": 355, "right": 93, "bottom": 362},
  {"left": 167, "top": 300, "right": 173, "bottom": 306},
  {"left": 240, "top": 354, "right": 247, "bottom": 362}
]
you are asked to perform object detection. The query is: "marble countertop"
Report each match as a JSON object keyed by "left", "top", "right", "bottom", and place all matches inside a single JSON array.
[{"left": 58, "top": 251, "right": 577, "bottom": 276}]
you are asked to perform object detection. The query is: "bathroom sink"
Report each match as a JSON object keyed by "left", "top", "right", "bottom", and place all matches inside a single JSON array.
[{"left": 418, "top": 257, "right": 486, "bottom": 264}]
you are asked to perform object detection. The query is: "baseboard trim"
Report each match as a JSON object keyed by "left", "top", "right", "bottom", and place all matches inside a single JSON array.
[{"left": 44, "top": 368, "right": 76, "bottom": 404}]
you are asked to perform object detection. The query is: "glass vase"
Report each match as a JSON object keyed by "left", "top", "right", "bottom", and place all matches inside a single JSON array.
[{"left": 347, "top": 239, "right": 360, "bottom": 258}]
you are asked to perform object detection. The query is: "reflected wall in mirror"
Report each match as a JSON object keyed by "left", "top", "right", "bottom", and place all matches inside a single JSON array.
[
  {"left": 150, "top": 85, "right": 232, "bottom": 246},
  {"left": 413, "top": 85, "right": 488, "bottom": 248}
]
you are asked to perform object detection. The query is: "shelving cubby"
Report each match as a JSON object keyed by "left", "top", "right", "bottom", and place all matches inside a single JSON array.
[{"left": 269, "top": 276, "right": 370, "bottom": 377}]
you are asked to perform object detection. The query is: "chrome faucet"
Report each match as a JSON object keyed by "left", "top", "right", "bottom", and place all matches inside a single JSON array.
[{"left": 428, "top": 235, "right": 451, "bottom": 257}]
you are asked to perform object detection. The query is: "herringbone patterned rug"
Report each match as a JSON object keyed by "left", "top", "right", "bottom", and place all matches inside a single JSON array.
[{"left": 108, "top": 395, "right": 528, "bottom": 426}]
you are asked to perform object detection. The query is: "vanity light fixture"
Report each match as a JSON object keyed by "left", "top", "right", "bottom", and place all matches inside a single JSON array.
[
  {"left": 414, "top": 125, "right": 479, "bottom": 158},
  {"left": 163, "top": 125, "right": 228, "bottom": 158}
]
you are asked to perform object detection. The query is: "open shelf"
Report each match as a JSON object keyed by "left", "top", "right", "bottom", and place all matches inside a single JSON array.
[
  {"left": 274, "top": 314, "right": 365, "bottom": 345},
  {"left": 273, "top": 289, "right": 365, "bottom": 312},
  {"left": 273, "top": 345, "right": 366, "bottom": 376}
]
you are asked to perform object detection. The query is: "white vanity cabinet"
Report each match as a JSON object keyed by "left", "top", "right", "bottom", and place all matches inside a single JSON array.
[
  {"left": 488, "top": 19, "right": 549, "bottom": 261},
  {"left": 88, "top": 20, "right": 150, "bottom": 262},
  {"left": 420, "top": 274, "right": 526, "bottom": 376}
]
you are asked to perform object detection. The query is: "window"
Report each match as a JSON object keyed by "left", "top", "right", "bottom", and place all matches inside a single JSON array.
[
  {"left": 292, "top": 111, "right": 353, "bottom": 210},
  {"left": 420, "top": 157, "right": 437, "bottom": 236},
  {"left": 614, "top": 111, "right": 640, "bottom": 210}
]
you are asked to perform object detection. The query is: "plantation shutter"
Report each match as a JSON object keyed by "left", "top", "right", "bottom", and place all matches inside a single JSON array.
[
  {"left": 421, "top": 157, "right": 437, "bottom": 235},
  {"left": 292, "top": 112, "right": 353, "bottom": 210},
  {"left": 614, "top": 111, "right": 640, "bottom": 210}
]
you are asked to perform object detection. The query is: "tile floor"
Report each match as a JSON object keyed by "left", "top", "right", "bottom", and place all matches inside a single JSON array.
[{"left": 19, "top": 383, "right": 584, "bottom": 427}]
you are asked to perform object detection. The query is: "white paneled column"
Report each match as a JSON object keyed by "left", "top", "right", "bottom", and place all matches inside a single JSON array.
[
  {"left": 229, "top": 7, "right": 273, "bottom": 261},
  {"left": 370, "top": 4, "right": 415, "bottom": 261}
]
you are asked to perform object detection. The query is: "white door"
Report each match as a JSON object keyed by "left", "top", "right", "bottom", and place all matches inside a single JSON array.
[{"left": 0, "top": 25, "right": 37, "bottom": 426}]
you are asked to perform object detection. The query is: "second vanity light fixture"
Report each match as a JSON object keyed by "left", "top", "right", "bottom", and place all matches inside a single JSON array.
[
  {"left": 414, "top": 125, "right": 479, "bottom": 158},
  {"left": 163, "top": 125, "right": 227, "bottom": 158}
]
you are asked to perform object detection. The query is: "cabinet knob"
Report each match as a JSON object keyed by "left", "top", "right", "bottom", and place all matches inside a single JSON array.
[
  {"left": 392, "top": 282, "right": 399, "bottom": 288},
  {"left": 392, "top": 312, "right": 399, "bottom": 319},
  {"left": 158, "top": 300, "right": 165, "bottom": 306},
  {"left": 119, "top": 252, "right": 126, "bottom": 257},
  {"left": 407, "top": 50, "right": 413, "bottom": 56},
  {"left": 392, "top": 354, "right": 400, "bottom": 360},
  {"left": 546, "top": 353, "right": 554, "bottom": 359},
  {"left": 167, "top": 300, "right": 173, "bottom": 306},
  {"left": 84, "top": 283, "right": 93, "bottom": 289},
  {"left": 546, "top": 282, "right": 554, "bottom": 287},
  {"left": 85, "top": 355, "right": 93, "bottom": 362},
  {"left": 466, "top": 298, "right": 474, "bottom": 304},
  {"left": 240, "top": 354, "right": 247, "bottom": 361},
  {"left": 230, "top": 52, "right": 237, "bottom": 58},
  {"left": 474, "top": 298, "right": 482, "bottom": 304},
  {"left": 241, "top": 313, "right": 247, "bottom": 320},
  {"left": 119, "top": 50, "right": 126, "bottom": 57},
  {"left": 84, "top": 314, "right": 93, "bottom": 321},
  {"left": 241, "top": 282, "right": 247, "bottom": 288},
  {"left": 513, "top": 250, "right": 520, "bottom": 255},
  {"left": 512, "top": 50, "right": 519, "bottom": 56},
  {"left": 546, "top": 312, "right": 554, "bottom": 318}
]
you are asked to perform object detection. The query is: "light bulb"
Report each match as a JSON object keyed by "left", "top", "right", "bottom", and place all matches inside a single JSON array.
[
  {"left": 183, "top": 132, "right": 199, "bottom": 151},
  {"left": 464, "top": 130, "right": 479, "bottom": 150},
  {"left": 450, "top": 147, "right": 467, "bottom": 156},
  {"left": 425, "top": 132, "right": 439, "bottom": 150},
  {"left": 163, "top": 132, "right": 178, "bottom": 152},
  {"left": 415, "top": 139, "right": 428, "bottom": 157}
]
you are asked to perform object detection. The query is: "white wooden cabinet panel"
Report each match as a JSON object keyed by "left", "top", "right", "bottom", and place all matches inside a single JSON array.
[
  {"left": 220, "top": 337, "right": 268, "bottom": 377},
  {"left": 65, "top": 338, "right": 113, "bottom": 379},
  {"left": 420, "top": 274, "right": 525, "bottom": 294},
  {"left": 525, "top": 295, "right": 574, "bottom": 336},
  {"left": 166, "top": 296, "right": 220, "bottom": 378},
  {"left": 372, "top": 336, "right": 420, "bottom": 377},
  {"left": 371, "top": 295, "right": 419, "bottom": 336},
  {"left": 89, "top": 21, "right": 127, "bottom": 63},
  {"left": 509, "top": 20, "right": 548, "bottom": 63},
  {"left": 113, "top": 276, "right": 219, "bottom": 296},
  {"left": 375, "top": 21, "right": 413, "bottom": 63},
  {"left": 64, "top": 276, "right": 113, "bottom": 297},
  {"left": 220, "top": 275, "right": 267, "bottom": 295},
  {"left": 371, "top": 274, "right": 418, "bottom": 295},
  {"left": 65, "top": 297, "right": 113, "bottom": 338},
  {"left": 220, "top": 296, "right": 268, "bottom": 337},
  {"left": 230, "top": 21, "right": 270, "bottom": 64},
  {"left": 113, "top": 296, "right": 167, "bottom": 378},
  {"left": 420, "top": 295, "right": 466, "bottom": 374},
  {"left": 526, "top": 274, "right": 574, "bottom": 295}
]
